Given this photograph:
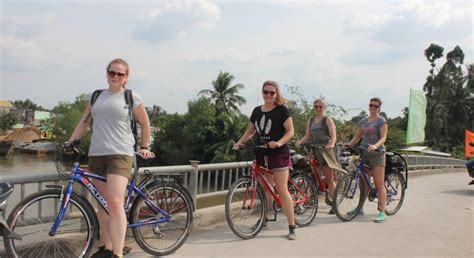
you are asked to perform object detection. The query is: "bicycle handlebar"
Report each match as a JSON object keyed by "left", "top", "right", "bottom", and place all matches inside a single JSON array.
[
  {"left": 235, "top": 144, "right": 268, "bottom": 151},
  {"left": 300, "top": 143, "right": 325, "bottom": 150}
]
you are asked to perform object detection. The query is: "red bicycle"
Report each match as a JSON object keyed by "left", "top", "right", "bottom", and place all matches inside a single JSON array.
[
  {"left": 292, "top": 143, "right": 346, "bottom": 206},
  {"left": 225, "top": 145, "right": 318, "bottom": 239}
]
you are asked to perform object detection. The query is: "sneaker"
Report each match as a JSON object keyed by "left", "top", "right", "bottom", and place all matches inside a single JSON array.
[
  {"left": 328, "top": 207, "right": 335, "bottom": 215},
  {"left": 469, "top": 180, "right": 474, "bottom": 185},
  {"left": 288, "top": 225, "right": 296, "bottom": 240},
  {"left": 346, "top": 208, "right": 364, "bottom": 216},
  {"left": 91, "top": 246, "right": 113, "bottom": 258},
  {"left": 251, "top": 218, "right": 269, "bottom": 231},
  {"left": 374, "top": 212, "right": 387, "bottom": 223}
]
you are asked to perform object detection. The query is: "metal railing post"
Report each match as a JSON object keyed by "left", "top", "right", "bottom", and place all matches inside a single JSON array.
[{"left": 189, "top": 160, "right": 200, "bottom": 209}]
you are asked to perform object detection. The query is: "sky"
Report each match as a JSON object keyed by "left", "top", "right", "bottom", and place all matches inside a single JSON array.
[{"left": 1, "top": 0, "right": 472, "bottom": 120}]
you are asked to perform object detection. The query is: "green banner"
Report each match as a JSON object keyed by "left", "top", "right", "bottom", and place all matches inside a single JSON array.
[{"left": 406, "top": 88, "right": 427, "bottom": 144}]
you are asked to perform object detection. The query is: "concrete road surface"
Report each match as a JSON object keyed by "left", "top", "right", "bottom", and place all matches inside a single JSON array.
[{"left": 125, "top": 172, "right": 473, "bottom": 258}]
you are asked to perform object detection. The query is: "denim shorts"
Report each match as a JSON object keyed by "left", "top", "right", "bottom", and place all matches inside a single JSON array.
[{"left": 361, "top": 151, "right": 386, "bottom": 167}]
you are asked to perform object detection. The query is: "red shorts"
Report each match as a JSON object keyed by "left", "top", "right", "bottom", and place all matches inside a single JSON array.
[{"left": 255, "top": 152, "right": 291, "bottom": 171}]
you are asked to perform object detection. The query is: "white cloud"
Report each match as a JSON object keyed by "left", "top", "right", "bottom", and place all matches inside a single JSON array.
[
  {"left": 0, "top": 37, "right": 42, "bottom": 70},
  {"left": 134, "top": 0, "right": 221, "bottom": 42},
  {"left": 400, "top": 0, "right": 471, "bottom": 27},
  {"left": 1, "top": 13, "right": 56, "bottom": 40}
]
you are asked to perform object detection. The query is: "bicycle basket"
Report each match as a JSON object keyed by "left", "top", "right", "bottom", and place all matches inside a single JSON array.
[{"left": 55, "top": 144, "right": 82, "bottom": 178}]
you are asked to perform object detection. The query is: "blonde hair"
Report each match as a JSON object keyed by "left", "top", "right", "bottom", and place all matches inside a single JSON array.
[
  {"left": 107, "top": 58, "right": 129, "bottom": 88},
  {"left": 313, "top": 98, "right": 326, "bottom": 109},
  {"left": 262, "top": 80, "right": 286, "bottom": 106}
]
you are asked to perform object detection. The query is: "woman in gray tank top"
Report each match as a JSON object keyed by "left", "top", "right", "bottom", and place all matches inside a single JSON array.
[
  {"left": 347, "top": 97, "right": 388, "bottom": 223},
  {"left": 68, "top": 59, "right": 153, "bottom": 257},
  {"left": 296, "top": 98, "right": 343, "bottom": 214}
]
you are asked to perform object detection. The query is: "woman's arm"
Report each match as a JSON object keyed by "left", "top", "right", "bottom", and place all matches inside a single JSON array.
[
  {"left": 233, "top": 122, "right": 256, "bottom": 149},
  {"left": 133, "top": 103, "right": 152, "bottom": 158},
  {"left": 347, "top": 128, "right": 362, "bottom": 146},
  {"left": 269, "top": 117, "right": 294, "bottom": 149},
  {"left": 326, "top": 117, "right": 337, "bottom": 149},
  {"left": 296, "top": 118, "right": 311, "bottom": 147},
  {"left": 68, "top": 104, "right": 92, "bottom": 142}
]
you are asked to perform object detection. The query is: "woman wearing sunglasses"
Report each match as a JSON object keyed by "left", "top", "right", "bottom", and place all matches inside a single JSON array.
[
  {"left": 68, "top": 58, "right": 152, "bottom": 258},
  {"left": 296, "top": 98, "right": 343, "bottom": 214},
  {"left": 347, "top": 97, "right": 388, "bottom": 223},
  {"left": 233, "top": 80, "right": 296, "bottom": 240}
]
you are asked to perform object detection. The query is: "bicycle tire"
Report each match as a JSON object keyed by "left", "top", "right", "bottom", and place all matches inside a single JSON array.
[
  {"left": 130, "top": 181, "right": 193, "bottom": 256},
  {"left": 4, "top": 189, "right": 98, "bottom": 258},
  {"left": 384, "top": 171, "right": 406, "bottom": 215},
  {"left": 333, "top": 173, "right": 365, "bottom": 222},
  {"left": 225, "top": 177, "right": 266, "bottom": 239},
  {"left": 290, "top": 174, "right": 318, "bottom": 227}
]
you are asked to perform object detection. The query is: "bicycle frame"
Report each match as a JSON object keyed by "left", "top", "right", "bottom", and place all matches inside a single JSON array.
[
  {"left": 244, "top": 161, "right": 310, "bottom": 210},
  {"left": 49, "top": 161, "right": 170, "bottom": 236}
]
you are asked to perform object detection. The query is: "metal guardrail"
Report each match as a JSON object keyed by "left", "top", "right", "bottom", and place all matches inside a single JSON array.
[{"left": 0, "top": 154, "right": 467, "bottom": 217}]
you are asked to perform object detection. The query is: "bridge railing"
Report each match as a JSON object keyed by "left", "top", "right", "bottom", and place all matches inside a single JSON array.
[{"left": 0, "top": 154, "right": 467, "bottom": 217}]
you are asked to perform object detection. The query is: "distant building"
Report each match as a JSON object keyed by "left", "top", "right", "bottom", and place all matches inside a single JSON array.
[
  {"left": 33, "top": 111, "right": 52, "bottom": 126},
  {"left": 0, "top": 100, "right": 13, "bottom": 116}
]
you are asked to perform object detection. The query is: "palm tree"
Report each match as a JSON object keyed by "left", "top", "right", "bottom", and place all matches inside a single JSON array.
[
  {"left": 206, "top": 113, "right": 249, "bottom": 162},
  {"left": 198, "top": 71, "right": 246, "bottom": 115},
  {"left": 423, "top": 43, "right": 444, "bottom": 95}
]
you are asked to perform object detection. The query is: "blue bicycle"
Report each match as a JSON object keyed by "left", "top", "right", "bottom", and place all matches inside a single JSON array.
[
  {"left": 332, "top": 145, "right": 407, "bottom": 222},
  {"left": 4, "top": 141, "right": 193, "bottom": 257}
]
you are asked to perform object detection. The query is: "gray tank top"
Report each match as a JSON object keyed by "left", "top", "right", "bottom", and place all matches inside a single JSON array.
[
  {"left": 357, "top": 116, "right": 387, "bottom": 151},
  {"left": 88, "top": 89, "right": 143, "bottom": 156},
  {"left": 310, "top": 117, "right": 330, "bottom": 145}
]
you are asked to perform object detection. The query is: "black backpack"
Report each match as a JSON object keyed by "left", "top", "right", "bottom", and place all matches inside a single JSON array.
[{"left": 89, "top": 89, "right": 138, "bottom": 149}]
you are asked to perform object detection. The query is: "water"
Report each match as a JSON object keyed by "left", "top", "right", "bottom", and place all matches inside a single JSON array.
[{"left": 0, "top": 153, "right": 56, "bottom": 176}]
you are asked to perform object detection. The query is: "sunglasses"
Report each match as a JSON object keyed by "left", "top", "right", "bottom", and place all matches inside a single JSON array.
[
  {"left": 263, "top": 90, "right": 276, "bottom": 96},
  {"left": 369, "top": 104, "right": 380, "bottom": 109},
  {"left": 314, "top": 105, "right": 323, "bottom": 109},
  {"left": 107, "top": 71, "right": 126, "bottom": 78}
]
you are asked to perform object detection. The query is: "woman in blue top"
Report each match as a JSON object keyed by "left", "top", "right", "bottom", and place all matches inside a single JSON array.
[{"left": 347, "top": 97, "right": 388, "bottom": 223}]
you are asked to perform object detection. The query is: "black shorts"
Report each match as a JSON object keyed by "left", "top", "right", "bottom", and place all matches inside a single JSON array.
[{"left": 255, "top": 152, "right": 291, "bottom": 171}]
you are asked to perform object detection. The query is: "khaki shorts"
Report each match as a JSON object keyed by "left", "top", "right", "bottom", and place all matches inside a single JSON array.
[
  {"left": 88, "top": 155, "right": 133, "bottom": 180},
  {"left": 361, "top": 151, "right": 386, "bottom": 167}
]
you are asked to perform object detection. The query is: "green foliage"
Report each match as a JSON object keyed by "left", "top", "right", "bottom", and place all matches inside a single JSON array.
[
  {"left": 0, "top": 112, "right": 18, "bottom": 131},
  {"left": 423, "top": 44, "right": 473, "bottom": 152},
  {"left": 208, "top": 113, "right": 250, "bottom": 163},
  {"left": 12, "top": 99, "right": 47, "bottom": 111},
  {"left": 198, "top": 71, "right": 246, "bottom": 115},
  {"left": 152, "top": 97, "right": 222, "bottom": 165},
  {"left": 50, "top": 94, "right": 90, "bottom": 148}
]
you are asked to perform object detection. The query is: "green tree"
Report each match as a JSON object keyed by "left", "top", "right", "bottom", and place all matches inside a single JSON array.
[
  {"left": 207, "top": 113, "right": 250, "bottom": 163},
  {"left": 146, "top": 104, "right": 164, "bottom": 127},
  {"left": 50, "top": 94, "right": 90, "bottom": 148},
  {"left": 198, "top": 71, "right": 246, "bottom": 115},
  {"left": 423, "top": 44, "right": 473, "bottom": 152},
  {"left": 0, "top": 112, "right": 18, "bottom": 131},
  {"left": 12, "top": 99, "right": 47, "bottom": 111}
]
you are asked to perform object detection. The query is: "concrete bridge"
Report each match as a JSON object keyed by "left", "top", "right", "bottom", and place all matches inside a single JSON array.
[
  {"left": 122, "top": 170, "right": 473, "bottom": 257},
  {"left": 0, "top": 157, "right": 471, "bottom": 257}
]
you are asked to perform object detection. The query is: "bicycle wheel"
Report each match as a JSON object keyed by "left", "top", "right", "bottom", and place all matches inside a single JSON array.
[
  {"left": 130, "top": 181, "right": 193, "bottom": 256},
  {"left": 333, "top": 173, "right": 365, "bottom": 222},
  {"left": 225, "top": 177, "right": 266, "bottom": 239},
  {"left": 289, "top": 174, "right": 318, "bottom": 227},
  {"left": 384, "top": 171, "right": 406, "bottom": 215},
  {"left": 4, "top": 189, "right": 98, "bottom": 258}
]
